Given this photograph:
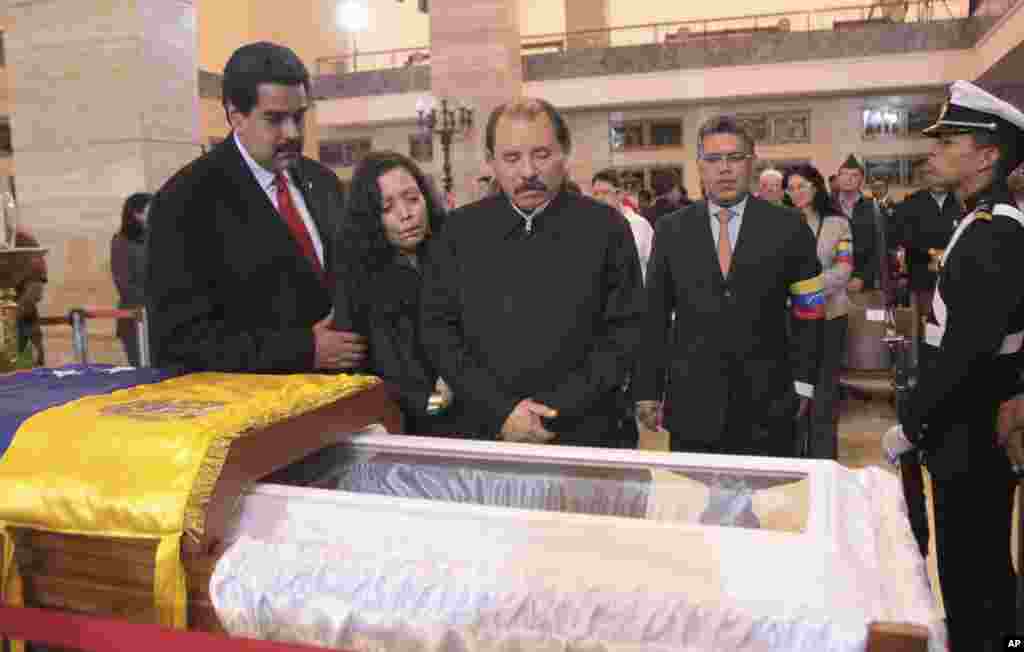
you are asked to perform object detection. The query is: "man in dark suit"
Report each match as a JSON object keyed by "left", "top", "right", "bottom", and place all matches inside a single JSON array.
[
  {"left": 835, "top": 155, "right": 885, "bottom": 293},
  {"left": 420, "top": 98, "right": 644, "bottom": 447},
  {"left": 891, "top": 182, "right": 961, "bottom": 308},
  {"left": 635, "top": 115, "right": 823, "bottom": 457},
  {"left": 147, "top": 42, "right": 366, "bottom": 373}
]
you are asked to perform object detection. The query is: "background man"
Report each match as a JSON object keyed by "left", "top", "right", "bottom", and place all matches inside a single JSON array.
[
  {"left": 755, "top": 167, "right": 785, "bottom": 205},
  {"left": 887, "top": 80, "right": 1024, "bottom": 651},
  {"left": 835, "top": 155, "right": 881, "bottom": 292},
  {"left": 591, "top": 168, "right": 654, "bottom": 282},
  {"left": 642, "top": 168, "right": 687, "bottom": 226},
  {"left": 636, "top": 115, "right": 823, "bottom": 457},
  {"left": 421, "top": 98, "right": 644, "bottom": 448},
  {"left": 147, "top": 42, "right": 365, "bottom": 373}
]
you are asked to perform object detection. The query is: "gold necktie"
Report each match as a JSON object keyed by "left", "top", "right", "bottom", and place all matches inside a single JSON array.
[{"left": 717, "top": 208, "right": 732, "bottom": 277}]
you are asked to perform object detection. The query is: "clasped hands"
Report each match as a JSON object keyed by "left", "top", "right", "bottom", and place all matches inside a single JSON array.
[{"left": 499, "top": 399, "right": 558, "bottom": 443}]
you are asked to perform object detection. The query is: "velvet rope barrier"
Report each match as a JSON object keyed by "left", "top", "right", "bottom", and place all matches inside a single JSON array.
[{"left": 0, "top": 606, "right": 342, "bottom": 652}]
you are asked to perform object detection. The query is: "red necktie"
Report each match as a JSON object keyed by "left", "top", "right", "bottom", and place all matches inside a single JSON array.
[{"left": 273, "top": 171, "right": 324, "bottom": 282}]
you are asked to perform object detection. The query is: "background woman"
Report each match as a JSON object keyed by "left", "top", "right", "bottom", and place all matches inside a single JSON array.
[
  {"left": 784, "top": 164, "right": 853, "bottom": 459},
  {"left": 110, "top": 192, "right": 152, "bottom": 366},
  {"left": 333, "top": 151, "right": 449, "bottom": 434}
]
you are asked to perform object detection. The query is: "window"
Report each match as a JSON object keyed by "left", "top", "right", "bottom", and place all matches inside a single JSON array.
[
  {"left": 650, "top": 121, "right": 683, "bottom": 147},
  {"left": 409, "top": 133, "right": 433, "bottom": 163},
  {"left": 608, "top": 165, "right": 685, "bottom": 195},
  {"left": 862, "top": 104, "right": 942, "bottom": 139},
  {"left": 0, "top": 121, "right": 11, "bottom": 155},
  {"left": 320, "top": 138, "right": 372, "bottom": 168},
  {"left": 734, "top": 112, "right": 810, "bottom": 145},
  {"left": 610, "top": 119, "right": 683, "bottom": 151},
  {"left": 864, "top": 156, "right": 929, "bottom": 185}
]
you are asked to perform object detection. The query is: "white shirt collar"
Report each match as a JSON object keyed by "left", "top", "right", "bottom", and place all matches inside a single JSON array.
[
  {"left": 234, "top": 132, "right": 282, "bottom": 192},
  {"left": 708, "top": 195, "right": 749, "bottom": 221},
  {"left": 508, "top": 196, "right": 554, "bottom": 233}
]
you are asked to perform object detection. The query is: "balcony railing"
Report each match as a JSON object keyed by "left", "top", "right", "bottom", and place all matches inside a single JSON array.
[{"left": 315, "top": 0, "right": 1006, "bottom": 76}]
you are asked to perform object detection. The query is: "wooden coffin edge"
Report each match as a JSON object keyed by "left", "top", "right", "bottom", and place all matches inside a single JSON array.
[{"left": 13, "top": 380, "right": 403, "bottom": 635}]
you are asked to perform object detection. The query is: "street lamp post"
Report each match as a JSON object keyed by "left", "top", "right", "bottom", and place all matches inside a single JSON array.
[{"left": 416, "top": 97, "right": 473, "bottom": 196}]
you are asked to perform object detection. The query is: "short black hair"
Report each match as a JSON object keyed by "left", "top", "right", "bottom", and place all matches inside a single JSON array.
[
  {"left": 592, "top": 168, "right": 620, "bottom": 187},
  {"left": 697, "top": 115, "right": 754, "bottom": 158},
  {"left": 222, "top": 42, "right": 310, "bottom": 123},
  {"left": 119, "top": 192, "right": 153, "bottom": 242},
  {"left": 783, "top": 163, "right": 837, "bottom": 218},
  {"left": 972, "top": 129, "right": 1024, "bottom": 185},
  {"left": 485, "top": 98, "right": 571, "bottom": 157},
  {"left": 651, "top": 168, "right": 679, "bottom": 196}
]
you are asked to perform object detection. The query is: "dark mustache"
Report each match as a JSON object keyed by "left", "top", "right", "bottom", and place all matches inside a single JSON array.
[
  {"left": 516, "top": 179, "right": 548, "bottom": 194},
  {"left": 276, "top": 143, "right": 301, "bottom": 155}
]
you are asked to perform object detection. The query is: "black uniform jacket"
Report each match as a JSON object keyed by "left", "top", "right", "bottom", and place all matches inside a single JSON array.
[
  {"left": 904, "top": 187, "right": 1024, "bottom": 478},
  {"left": 147, "top": 135, "right": 345, "bottom": 372},
  {"left": 420, "top": 189, "right": 645, "bottom": 444},
  {"left": 892, "top": 188, "right": 962, "bottom": 292},
  {"left": 635, "top": 197, "right": 824, "bottom": 455}
]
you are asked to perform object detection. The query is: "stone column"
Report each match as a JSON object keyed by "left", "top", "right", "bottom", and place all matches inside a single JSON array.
[
  {"left": 6, "top": 0, "right": 201, "bottom": 364},
  {"left": 429, "top": 0, "right": 522, "bottom": 203},
  {"left": 565, "top": 0, "right": 610, "bottom": 50}
]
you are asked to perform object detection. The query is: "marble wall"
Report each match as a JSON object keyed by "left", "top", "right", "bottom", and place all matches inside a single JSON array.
[{"left": 6, "top": 0, "right": 201, "bottom": 341}]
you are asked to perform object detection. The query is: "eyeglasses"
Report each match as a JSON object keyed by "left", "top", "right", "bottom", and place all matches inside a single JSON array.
[
  {"left": 699, "top": 152, "right": 752, "bottom": 165},
  {"left": 787, "top": 183, "right": 813, "bottom": 194}
]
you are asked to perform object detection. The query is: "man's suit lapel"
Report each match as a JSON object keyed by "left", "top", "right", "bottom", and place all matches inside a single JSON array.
[
  {"left": 696, "top": 201, "right": 728, "bottom": 286},
  {"left": 219, "top": 136, "right": 328, "bottom": 290},
  {"left": 292, "top": 162, "right": 333, "bottom": 271}
]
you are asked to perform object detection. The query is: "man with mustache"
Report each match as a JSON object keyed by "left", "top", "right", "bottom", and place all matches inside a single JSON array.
[
  {"left": 420, "top": 98, "right": 644, "bottom": 447},
  {"left": 147, "top": 42, "right": 365, "bottom": 373},
  {"left": 635, "top": 115, "right": 823, "bottom": 457}
]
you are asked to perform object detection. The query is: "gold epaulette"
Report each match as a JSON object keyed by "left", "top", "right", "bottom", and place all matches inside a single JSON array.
[{"left": 975, "top": 210, "right": 993, "bottom": 221}]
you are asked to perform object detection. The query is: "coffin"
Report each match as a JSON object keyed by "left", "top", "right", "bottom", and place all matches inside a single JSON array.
[
  {"left": 8, "top": 385, "right": 940, "bottom": 651},
  {"left": 9, "top": 380, "right": 402, "bottom": 635},
  {"left": 210, "top": 435, "right": 943, "bottom": 652}
]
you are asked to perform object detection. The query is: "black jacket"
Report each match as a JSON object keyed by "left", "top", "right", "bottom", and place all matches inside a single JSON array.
[
  {"left": 902, "top": 187, "right": 1024, "bottom": 479},
  {"left": 846, "top": 195, "right": 885, "bottom": 290},
  {"left": 333, "top": 254, "right": 440, "bottom": 431},
  {"left": 420, "top": 190, "right": 645, "bottom": 446},
  {"left": 147, "top": 136, "right": 345, "bottom": 372},
  {"left": 892, "top": 189, "right": 962, "bottom": 292},
  {"left": 635, "top": 197, "right": 823, "bottom": 456}
]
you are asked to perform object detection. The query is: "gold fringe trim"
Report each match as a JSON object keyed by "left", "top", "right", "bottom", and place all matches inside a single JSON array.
[
  {"left": 182, "top": 375, "right": 380, "bottom": 541},
  {"left": 1, "top": 523, "right": 25, "bottom": 652}
]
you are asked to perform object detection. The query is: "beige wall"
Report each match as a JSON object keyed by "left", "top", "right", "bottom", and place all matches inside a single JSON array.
[
  {"left": 198, "top": 0, "right": 347, "bottom": 73},
  {"left": 321, "top": 89, "right": 941, "bottom": 205}
]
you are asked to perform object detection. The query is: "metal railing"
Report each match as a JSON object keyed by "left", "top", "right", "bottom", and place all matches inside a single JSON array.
[
  {"left": 315, "top": 0, "right": 996, "bottom": 75},
  {"left": 39, "top": 306, "right": 150, "bottom": 366}
]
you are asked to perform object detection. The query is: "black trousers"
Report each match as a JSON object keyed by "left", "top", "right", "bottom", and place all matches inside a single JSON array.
[
  {"left": 807, "top": 316, "right": 847, "bottom": 460},
  {"left": 929, "top": 438, "right": 1016, "bottom": 651}
]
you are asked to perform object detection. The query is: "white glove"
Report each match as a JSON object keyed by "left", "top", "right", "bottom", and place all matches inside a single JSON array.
[{"left": 882, "top": 424, "right": 915, "bottom": 466}]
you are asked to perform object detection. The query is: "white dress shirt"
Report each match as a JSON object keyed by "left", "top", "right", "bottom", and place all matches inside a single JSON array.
[
  {"left": 622, "top": 206, "right": 654, "bottom": 284},
  {"left": 234, "top": 132, "right": 324, "bottom": 266}
]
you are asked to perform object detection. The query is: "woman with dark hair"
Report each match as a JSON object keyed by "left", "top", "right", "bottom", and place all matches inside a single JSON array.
[
  {"left": 333, "top": 150, "right": 450, "bottom": 433},
  {"left": 784, "top": 164, "right": 853, "bottom": 459},
  {"left": 110, "top": 192, "right": 153, "bottom": 366}
]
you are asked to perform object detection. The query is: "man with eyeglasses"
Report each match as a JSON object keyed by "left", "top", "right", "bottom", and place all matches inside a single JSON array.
[
  {"left": 421, "top": 98, "right": 645, "bottom": 448},
  {"left": 635, "top": 115, "right": 824, "bottom": 457}
]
